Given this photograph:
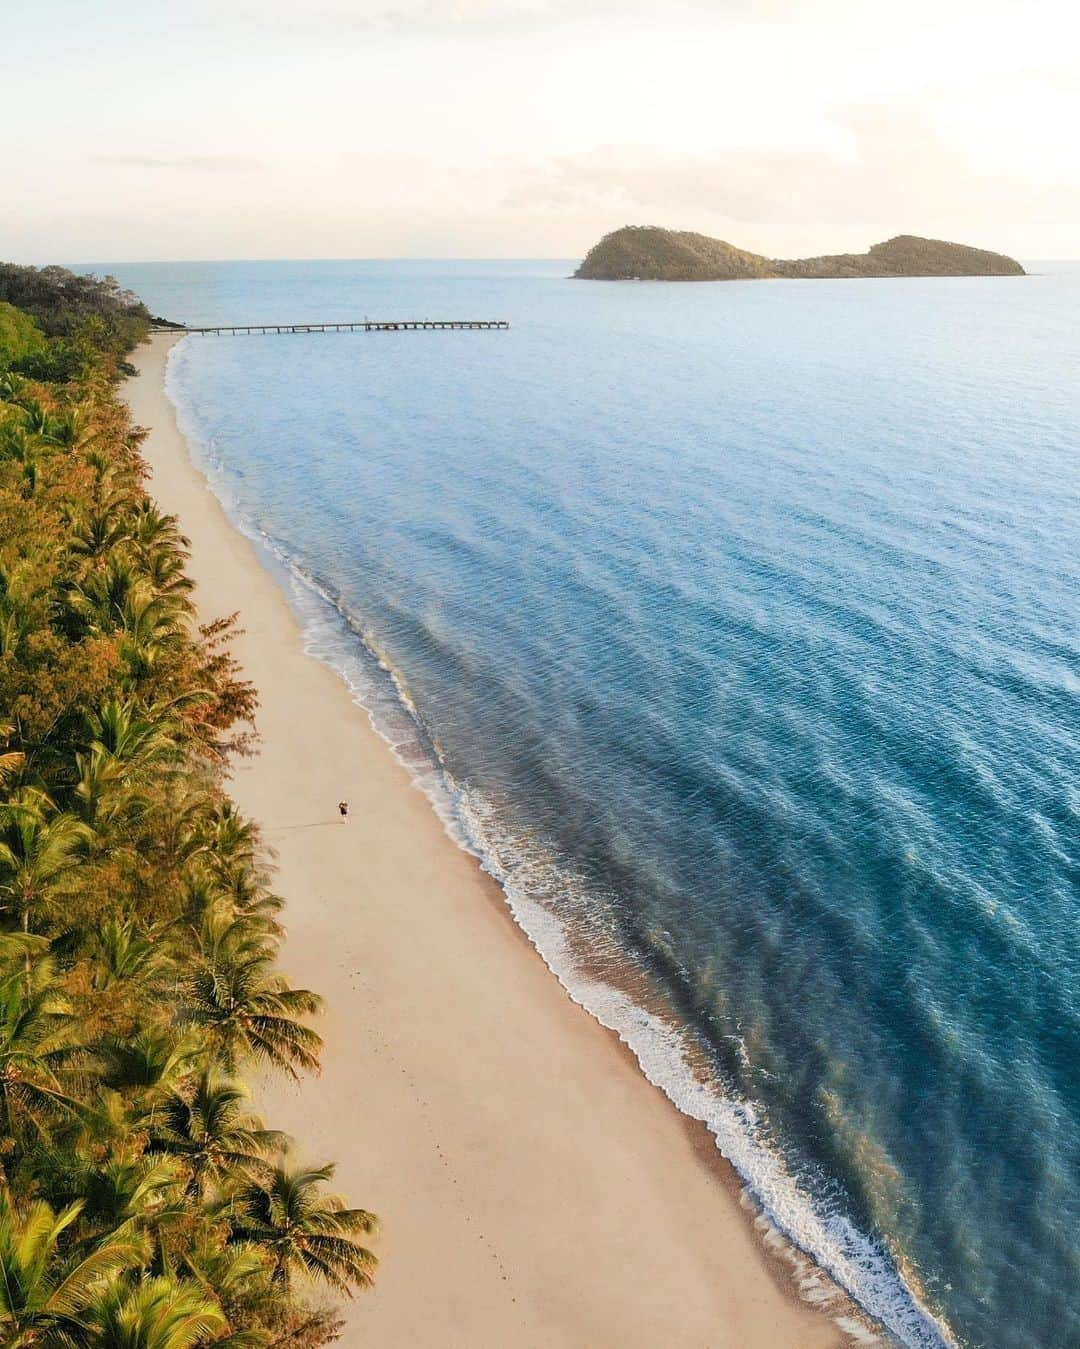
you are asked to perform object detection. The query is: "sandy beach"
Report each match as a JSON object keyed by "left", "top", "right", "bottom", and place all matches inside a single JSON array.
[{"left": 123, "top": 333, "right": 851, "bottom": 1348}]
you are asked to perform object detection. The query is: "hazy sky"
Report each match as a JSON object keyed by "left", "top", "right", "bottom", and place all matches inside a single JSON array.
[{"left": 2, "top": 0, "right": 1077, "bottom": 261}]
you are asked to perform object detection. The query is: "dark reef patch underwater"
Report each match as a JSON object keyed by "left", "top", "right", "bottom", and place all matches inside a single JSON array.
[{"left": 111, "top": 257, "right": 1080, "bottom": 1348}]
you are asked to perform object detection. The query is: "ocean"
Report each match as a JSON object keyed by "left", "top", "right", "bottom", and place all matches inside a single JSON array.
[{"left": 104, "top": 259, "right": 1079, "bottom": 1348}]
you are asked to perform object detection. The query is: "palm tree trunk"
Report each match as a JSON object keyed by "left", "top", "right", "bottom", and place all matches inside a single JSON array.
[{"left": 21, "top": 906, "right": 30, "bottom": 999}]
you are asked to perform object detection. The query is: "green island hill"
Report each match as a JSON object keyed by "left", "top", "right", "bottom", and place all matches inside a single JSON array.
[{"left": 573, "top": 227, "right": 1026, "bottom": 281}]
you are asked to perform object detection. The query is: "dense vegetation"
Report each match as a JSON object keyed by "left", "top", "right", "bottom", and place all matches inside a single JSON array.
[
  {"left": 574, "top": 226, "right": 1025, "bottom": 280},
  {"left": 0, "top": 273, "right": 375, "bottom": 1345},
  {"left": 0, "top": 266, "right": 182, "bottom": 385},
  {"left": 771, "top": 234, "right": 1027, "bottom": 279},
  {"left": 573, "top": 227, "right": 773, "bottom": 281}
]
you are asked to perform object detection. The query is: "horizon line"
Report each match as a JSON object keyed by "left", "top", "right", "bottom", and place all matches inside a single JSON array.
[
  {"left": 49, "top": 255, "right": 580, "bottom": 268},
  {"left": 21, "top": 253, "right": 1079, "bottom": 271}
]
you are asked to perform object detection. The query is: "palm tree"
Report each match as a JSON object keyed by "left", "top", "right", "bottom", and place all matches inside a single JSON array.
[
  {"left": 68, "top": 507, "right": 133, "bottom": 564},
  {"left": 73, "top": 699, "right": 179, "bottom": 834},
  {"left": 0, "top": 422, "right": 33, "bottom": 459},
  {"left": 0, "top": 424, "right": 52, "bottom": 496},
  {"left": 224, "top": 881, "right": 283, "bottom": 930},
  {"left": 66, "top": 556, "right": 141, "bottom": 630},
  {"left": 183, "top": 950, "right": 322, "bottom": 1079},
  {"left": 73, "top": 744, "right": 147, "bottom": 834},
  {"left": 54, "top": 1154, "right": 187, "bottom": 1251},
  {"left": 84, "top": 445, "right": 126, "bottom": 492},
  {"left": 195, "top": 805, "right": 261, "bottom": 890},
  {"left": 0, "top": 786, "right": 94, "bottom": 935},
  {"left": 141, "top": 545, "right": 196, "bottom": 600},
  {"left": 82, "top": 1273, "right": 228, "bottom": 1348},
  {"left": 131, "top": 502, "right": 189, "bottom": 556},
  {"left": 182, "top": 806, "right": 282, "bottom": 931},
  {"left": 65, "top": 562, "right": 191, "bottom": 669},
  {"left": 85, "top": 917, "right": 172, "bottom": 995},
  {"left": 0, "top": 795, "right": 94, "bottom": 1003},
  {"left": 99, "top": 1027, "right": 202, "bottom": 1106},
  {"left": 0, "top": 947, "right": 86, "bottom": 1154},
  {"left": 0, "top": 1192, "right": 147, "bottom": 1345},
  {"left": 196, "top": 900, "right": 283, "bottom": 968},
  {"left": 179, "top": 858, "right": 282, "bottom": 936},
  {"left": 15, "top": 397, "right": 59, "bottom": 439},
  {"left": 0, "top": 371, "right": 28, "bottom": 402},
  {"left": 173, "top": 874, "right": 230, "bottom": 931},
  {"left": 179, "top": 1243, "right": 275, "bottom": 1341},
  {"left": 149, "top": 1071, "right": 287, "bottom": 1200},
  {"left": 0, "top": 565, "right": 38, "bottom": 662},
  {"left": 119, "top": 581, "right": 193, "bottom": 682},
  {"left": 84, "top": 698, "right": 178, "bottom": 768},
  {"left": 38, "top": 405, "right": 93, "bottom": 450},
  {"left": 131, "top": 503, "right": 194, "bottom": 600},
  {"left": 0, "top": 723, "right": 25, "bottom": 791},
  {"left": 149, "top": 792, "right": 215, "bottom": 879},
  {"left": 230, "top": 1162, "right": 376, "bottom": 1295}
]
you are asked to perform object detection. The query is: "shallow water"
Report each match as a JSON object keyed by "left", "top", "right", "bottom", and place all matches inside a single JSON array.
[{"left": 108, "top": 259, "right": 1079, "bottom": 1347}]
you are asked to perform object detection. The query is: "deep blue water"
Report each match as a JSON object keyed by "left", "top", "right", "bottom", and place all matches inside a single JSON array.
[{"left": 106, "top": 260, "right": 1078, "bottom": 1347}]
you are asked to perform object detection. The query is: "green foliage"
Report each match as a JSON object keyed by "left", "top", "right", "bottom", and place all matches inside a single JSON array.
[
  {"left": 82, "top": 1273, "right": 229, "bottom": 1348},
  {"left": 0, "top": 286, "right": 374, "bottom": 1346},
  {"left": 0, "top": 1191, "right": 150, "bottom": 1344},
  {"left": 0, "top": 303, "right": 47, "bottom": 374},
  {"left": 231, "top": 1163, "right": 377, "bottom": 1294},
  {"left": 0, "top": 264, "right": 155, "bottom": 345}
]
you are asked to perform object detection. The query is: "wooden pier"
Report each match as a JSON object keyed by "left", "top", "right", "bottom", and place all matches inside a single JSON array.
[{"left": 153, "top": 320, "right": 509, "bottom": 335}]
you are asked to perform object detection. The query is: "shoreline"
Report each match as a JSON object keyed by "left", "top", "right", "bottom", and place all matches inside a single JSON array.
[{"left": 124, "top": 332, "right": 858, "bottom": 1347}]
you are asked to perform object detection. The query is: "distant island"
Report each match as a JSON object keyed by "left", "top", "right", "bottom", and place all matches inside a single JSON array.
[{"left": 574, "top": 227, "right": 1026, "bottom": 281}]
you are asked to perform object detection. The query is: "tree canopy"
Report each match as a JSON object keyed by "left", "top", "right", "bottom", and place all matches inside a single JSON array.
[{"left": 0, "top": 272, "right": 374, "bottom": 1346}]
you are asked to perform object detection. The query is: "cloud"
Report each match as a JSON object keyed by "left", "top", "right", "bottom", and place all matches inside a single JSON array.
[
  {"left": 1014, "top": 63, "right": 1077, "bottom": 93},
  {"left": 96, "top": 155, "right": 265, "bottom": 172},
  {"left": 500, "top": 98, "right": 1080, "bottom": 234},
  {"left": 214, "top": 0, "right": 816, "bottom": 36}
]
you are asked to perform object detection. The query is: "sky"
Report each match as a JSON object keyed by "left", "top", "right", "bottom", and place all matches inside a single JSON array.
[{"left": 1, "top": 0, "right": 1077, "bottom": 262}]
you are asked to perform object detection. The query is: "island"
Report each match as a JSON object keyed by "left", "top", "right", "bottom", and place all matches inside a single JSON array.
[{"left": 574, "top": 227, "right": 1026, "bottom": 281}]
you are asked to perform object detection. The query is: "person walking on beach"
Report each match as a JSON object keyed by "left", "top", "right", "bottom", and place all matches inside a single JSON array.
[{"left": 338, "top": 801, "right": 349, "bottom": 823}]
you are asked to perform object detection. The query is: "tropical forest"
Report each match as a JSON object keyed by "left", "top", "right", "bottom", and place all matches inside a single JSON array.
[{"left": 0, "top": 266, "right": 375, "bottom": 1347}]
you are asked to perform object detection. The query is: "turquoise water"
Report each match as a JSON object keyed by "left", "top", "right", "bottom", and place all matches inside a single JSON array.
[{"left": 111, "top": 260, "right": 1078, "bottom": 1347}]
